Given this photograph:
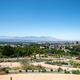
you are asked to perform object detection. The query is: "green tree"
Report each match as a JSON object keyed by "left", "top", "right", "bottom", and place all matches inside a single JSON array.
[
  {"left": 0, "top": 52, "right": 3, "bottom": 58},
  {"left": 33, "top": 51, "right": 36, "bottom": 59},
  {"left": 2, "top": 46, "right": 14, "bottom": 57}
]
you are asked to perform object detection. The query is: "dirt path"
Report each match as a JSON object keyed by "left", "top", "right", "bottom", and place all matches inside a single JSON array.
[
  {"left": 32, "top": 62, "right": 80, "bottom": 70},
  {"left": 0, "top": 62, "right": 21, "bottom": 68}
]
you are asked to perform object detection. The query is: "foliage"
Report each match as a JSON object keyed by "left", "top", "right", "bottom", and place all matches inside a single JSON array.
[
  {"left": 25, "top": 69, "right": 28, "bottom": 72},
  {"left": 20, "top": 59, "right": 30, "bottom": 66},
  {"left": 42, "top": 69, "right": 46, "bottom": 72},
  {"left": 57, "top": 67, "right": 63, "bottom": 72},
  {"left": 46, "top": 61, "right": 68, "bottom": 66},
  {"left": 0, "top": 52, "right": 3, "bottom": 58},
  {"left": 35, "top": 59, "right": 52, "bottom": 62},
  {"left": 64, "top": 71, "right": 70, "bottom": 74},
  {"left": 5, "top": 70, "right": 9, "bottom": 73},
  {"left": 12, "top": 67, "right": 21, "bottom": 70},
  {"left": 19, "top": 70, "right": 22, "bottom": 72},
  {"left": 33, "top": 51, "right": 37, "bottom": 59},
  {"left": 69, "top": 60, "right": 75, "bottom": 66},
  {"left": 2, "top": 46, "right": 15, "bottom": 57},
  {"left": 50, "top": 69, "right": 53, "bottom": 72},
  {"left": 0, "top": 43, "right": 80, "bottom": 58},
  {"left": 72, "top": 70, "right": 80, "bottom": 74},
  {"left": 57, "top": 64, "right": 62, "bottom": 66},
  {"left": 32, "top": 70, "right": 34, "bottom": 72},
  {"left": 39, "top": 70, "right": 40, "bottom": 72},
  {"left": 69, "top": 60, "right": 80, "bottom": 68},
  {"left": 20, "top": 59, "right": 45, "bottom": 70},
  {"left": 78, "top": 65, "right": 80, "bottom": 68},
  {"left": 22, "top": 64, "right": 45, "bottom": 70}
]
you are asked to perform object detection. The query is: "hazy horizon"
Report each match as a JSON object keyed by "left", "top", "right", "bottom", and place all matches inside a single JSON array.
[{"left": 0, "top": 36, "right": 79, "bottom": 41}]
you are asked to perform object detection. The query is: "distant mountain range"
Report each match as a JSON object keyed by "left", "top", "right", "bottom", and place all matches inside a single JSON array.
[{"left": 0, "top": 36, "right": 60, "bottom": 41}]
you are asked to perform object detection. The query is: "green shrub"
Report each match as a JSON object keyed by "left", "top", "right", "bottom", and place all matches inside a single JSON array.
[
  {"left": 5, "top": 70, "right": 9, "bottom": 73},
  {"left": 58, "top": 67, "right": 63, "bottom": 72},
  {"left": 25, "top": 69, "right": 27, "bottom": 72},
  {"left": 62, "top": 62, "right": 68, "bottom": 65},
  {"left": 42, "top": 56, "right": 44, "bottom": 57},
  {"left": 78, "top": 66, "right": 80, "bottom": 68},
  {"left": 13, "top": 67, "right": 21, "bottom": 70},
  {"left": 19, "top": 70, "right": 22, "bottom": 72},
  {"left": 42, "top": 69, "right": 46, "bottom": 72},
  {"left": 32, "top": 70, "right": 34, "bottom": 72},
  {"left": 64, "top": 69, "right": 66, "bottom": 72},
  {"left": 57, "top": 64, "right": 62, "bottom": 66},
  {"left": 0, "top": 53, "right": 3, "bottom": 58},
  {"left": 51, "top": 62, "right": 55, "bottom": 65},
  {"left": 45, "top": 56, "right": 48, "bottom": 58},
  {"left": 50, "top": 69, "right": 53, "bottom": 72},
  {"left": 72, "top": 70, "right": 79, "bottom": 74},
  {"left": 64, "top": 71, "right": 70, "bottom": 74},
  {"left": 39, "top": 70, "right": 40, "bottom": 72}
]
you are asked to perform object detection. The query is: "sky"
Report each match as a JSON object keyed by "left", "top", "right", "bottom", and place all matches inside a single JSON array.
[{"left": 0, "top": 0, "right": 80, "bottom": 40}]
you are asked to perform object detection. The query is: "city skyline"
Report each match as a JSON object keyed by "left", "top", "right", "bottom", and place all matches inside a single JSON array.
[{"left": 0, "top": 0, "right": 80, "bottom": 40}]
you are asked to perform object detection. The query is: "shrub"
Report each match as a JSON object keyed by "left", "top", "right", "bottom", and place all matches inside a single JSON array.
[
  {"left": 42, "top": 56, "right": 44, "bottom": 57},
  {"left": 39, "top": 70, "right": 40, "bottom": 72},
  {"left": 5, "top": 70, "right": 9, "bottom": 73},
  {"left": 50, "top": 69, "right": 53, "bottom": 72},
  {"left": 19, "top": 70, "right": 22, "bottom": 72},
  {"left": 58, "top": 67, "right": 63, "bottom": 72},
  {"left": 42, "top": 69, "right": 46, "bottom": 73},
  {"left": 64, "top": 71, "right": 70, "bottom": 74},
  {"left": 72, "top": 70, "right": 79, "bottom": 74},
  {"left": 64, "top": 69, "right": 66, "bottom": 72},
  {"left": 13, "top": 67, "right": 21, "bottom": 70},
  {"left": 51, "top": 62, "right": 55, "bottom": 65},
  {"left": 0, "top": 53, "right": 3, "bottom": 58},
  {"left": 45, "top": 56, "right": 48, "bottom": 58},
  {"left": 57, "top": 64, "right": 62, "bottom": 66},
  {"left": 32, "top": 70, "right": 34, "bottom": 72},
  {"left": 78, "top": 66, "right": 80, "bottom": 68},
  {"left": 25, "top": 69, "right": 27, "bottom": 72},
  {"left": 62, "top": 62, "right": 68, "bottom": 65}
]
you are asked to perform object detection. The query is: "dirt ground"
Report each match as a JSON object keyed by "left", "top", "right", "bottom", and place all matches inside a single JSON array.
[
  {"left": 0, "top": 62, "right": 80, "bottom": 80},
  {"left": 32, "top": 62, "right": 80, "bottom": 70},
  {"left": 0, "top": 62, "right": 80, "bottom": 70},
  {"left": 0, "top": 62, "right": 21, "bottom": 68}
]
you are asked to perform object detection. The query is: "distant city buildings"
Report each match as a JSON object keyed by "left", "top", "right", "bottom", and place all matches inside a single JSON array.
[
  {"left": 10, "top": 45, "right": 17, "bottom": 47},
  {"left": 74, "top": 41, "right": 79, "bottom": 45},
  {"left": 23, "top": 43, "right": 29, "bottom": 47},
  {"left": 49, "top": 45, "right": 57, "bottom": 49},
  {"left": 40, "top": 46, "right": 45, "bottom": 49},
  {"left": 0, "top": 41, "right": 79, "bottom": 49},
  {"left": 49, "top": 44, "right": 74, "bottom": 49}
]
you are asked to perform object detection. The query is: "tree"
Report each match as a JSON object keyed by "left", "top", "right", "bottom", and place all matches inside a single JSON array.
[
  {"left": 0, "top": 52, "right": 3, "bottom": 58},
  {"left": 2, "top": 46, "right": 14, "bottom": 57},
  {"left": 44, "top": 53, "right": 47, "bottom": 57},
  {"left": 33, "top": 51, "right": 36, "bottom": 59}
]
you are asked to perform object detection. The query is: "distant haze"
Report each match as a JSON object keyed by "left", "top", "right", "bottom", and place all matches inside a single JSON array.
[{"left": 0, "top": 36, "right": 60, "bottom": 41}]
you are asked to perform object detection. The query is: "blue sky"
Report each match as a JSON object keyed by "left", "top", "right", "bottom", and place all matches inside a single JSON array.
[{"left": 0, "top": 0, "right": 80, "bottom": 40}]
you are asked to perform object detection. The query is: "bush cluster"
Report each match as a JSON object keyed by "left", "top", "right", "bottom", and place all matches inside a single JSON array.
[
  {"left": 5, "top": 70, "right": 9, "bottom": 73},
  {"left": 72, "top": 70, "right": 80, "bottom": 74},
  {"left": 64, "top": 71, "right": 70, "bottom": 74}
]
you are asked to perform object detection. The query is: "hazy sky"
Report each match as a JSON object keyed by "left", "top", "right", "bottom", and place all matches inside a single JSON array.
[{"left": 0, "top": 0, "right": 80, "bottom": 40}]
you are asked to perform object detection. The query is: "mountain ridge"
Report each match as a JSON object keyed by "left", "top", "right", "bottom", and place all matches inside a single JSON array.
[{"left": 0, "top": 36, "right": 60, "bottom": 41}]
